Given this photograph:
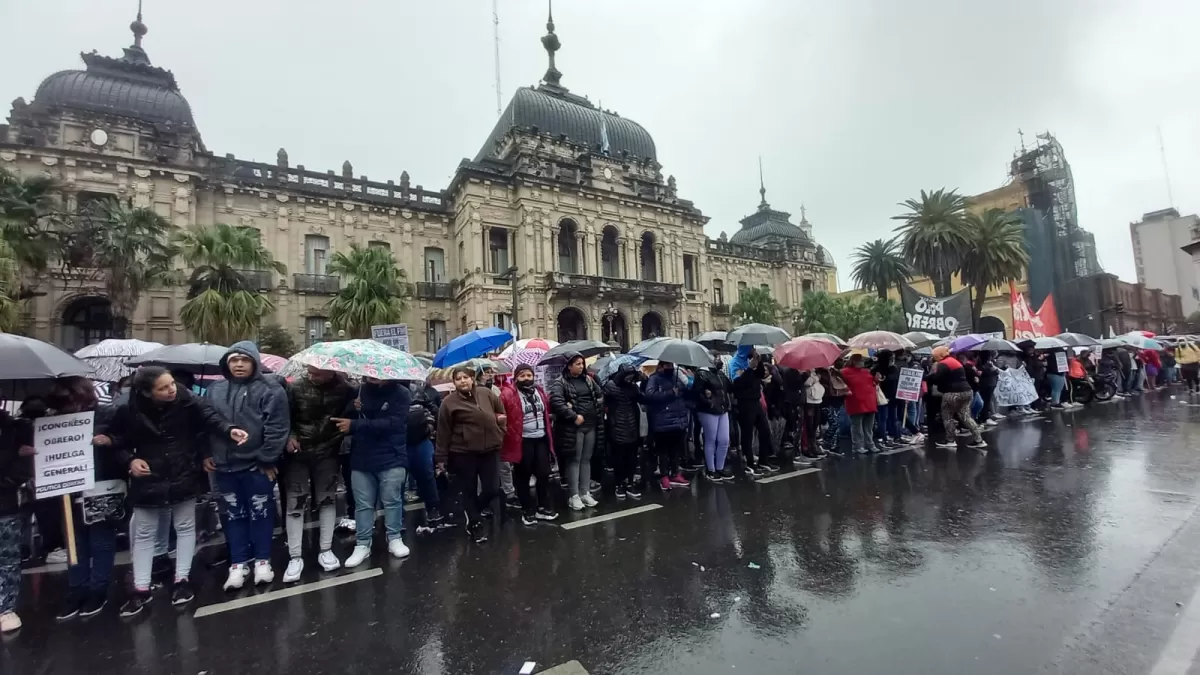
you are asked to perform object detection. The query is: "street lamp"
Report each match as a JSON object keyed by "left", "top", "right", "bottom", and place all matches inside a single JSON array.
[{"left": 602, "top": 302, "right": 621, "bottom": 350}]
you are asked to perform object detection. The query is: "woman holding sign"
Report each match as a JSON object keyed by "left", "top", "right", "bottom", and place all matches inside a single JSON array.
[{"left": 96, "top": 366, "right": 248, "bottom": 617}]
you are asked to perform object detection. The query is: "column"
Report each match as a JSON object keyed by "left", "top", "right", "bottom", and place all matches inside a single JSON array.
[
  {"left": 577, "top": 232, "right": 586, "bottom": 275},
  {"left": 481, "top": 224, "right": 491, "bottom": 274},
  {"left": 550, "top": 226, "right": 559, "bottom": 273}
]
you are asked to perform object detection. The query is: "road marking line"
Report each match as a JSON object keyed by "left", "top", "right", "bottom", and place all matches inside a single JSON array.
[
  {"left": 755, "top": 467, "right": 821, "bottom": 483},
  {"left": 875, "top": 447, "right": 912, "bottom": 456},
  {"left": 560, "top": 504, "right": 662, "bottom": 530},
  {"left": 1150, "top": 574, "right": 1200, "bottom": 675},
  {"left": 538, "top": 660, "right": 590, "bottom": 674},
  {"left": 193, "top": 568, "right": 382, "bottom": 618}
]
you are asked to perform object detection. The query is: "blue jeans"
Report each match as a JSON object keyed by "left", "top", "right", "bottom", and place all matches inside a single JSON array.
[
  {"left": 408, "top": 440, "right": 439, "bottom": 512},
  {"left": 1047, "top": 373, "right": 1066, "bottom": 404},
  {"left": 67, "top": 517, "right": 117, "bottom": 595},
  {"left": 352, "top": 467, "right": 407, "bottom": 547},
  {"left": 215, "top": 469, "right": 277, "bottom": 566},
  {"left": 970, "top": 392, "right": 984, "bottom": 418}
]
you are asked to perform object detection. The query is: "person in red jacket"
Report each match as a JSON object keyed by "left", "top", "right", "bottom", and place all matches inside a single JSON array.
[
  {"left": 840, "top": 353, "right": 880, "bottom": 454},
  {"left": 1142, "top": 349, "right": 1162, "bottom": 390},
  {"left": 499, "top": 364, "right": 558, "bottom": 526}
]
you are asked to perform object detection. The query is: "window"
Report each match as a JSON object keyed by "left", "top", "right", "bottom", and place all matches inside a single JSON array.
[
  {"left": 368, "top": 240, "right": 390, "bottom": 251},
  {"left": 640, "top": 232, "right": 657, "bottom": 281},
  {"left": 737, "top": 281, "right": 747, "bottom": 299},
  {"left": 688, "top": 321, "right": 700, "bottom": 339},
  {"left": 424, "top": 247, "right": 446, "bottom": 283},
  {"left": 802, "top": 279, "right": 814, "bottom": 293},
  {"left": 427, "top": 320, "right": 448, "bottom": 351},
  {"left": 488, "top": 228, "right": 510, "bottom": 274},
  {"left": 713, "top": 279, "right": 724, "bottom": 306},
  {"left": 683, "top": 254, "right": 696, "bottom": 291},
  {"left": 558, "top": 220, "right": 579, "bottom": 274},
  {"left": 601, "top": 226, "right": 620, "bottom": 277},
  {"left": 493, "top": 313, "right": 513, "bottom": 332},
  {"left": 305, "top": 316, "right": 329, "bottom": 344},
  {"left": 305, "top": 235, "right": 329, "bottom": 275},
  {"left": 760, "top": 283, "right": 770, "bottom": 293}
]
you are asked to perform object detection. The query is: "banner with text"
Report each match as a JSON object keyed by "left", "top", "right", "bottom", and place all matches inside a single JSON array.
[
  {"left": 34, "top": 411, "right": 95, "bottom": 499},
  {"left": 994, "top": 366, "right": 1039, "bottom": 408},
  {"left": 900, "top": 283, "right": 974, "bottom": 337},
  {"left": 371, "top": 324, "right": 410, "bottom": 352},
  {"left": 1010, "top": 287, "right": 1062, "bottom": 340}
]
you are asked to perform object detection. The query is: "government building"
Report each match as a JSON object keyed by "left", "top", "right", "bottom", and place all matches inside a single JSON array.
[{"left": 1, "top": 10, "right": 836, "bottom": 353}]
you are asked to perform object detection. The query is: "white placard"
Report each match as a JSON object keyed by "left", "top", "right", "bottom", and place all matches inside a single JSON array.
[
  {"left": 34, "top": 411, "right": 95, "bottom": 499},
  {"left": 896, "top": 367, "right": 923, "bottom": 402},
  {"left": 1055, "top": 352, "right": 1068, "bottom": 373},
  {"left": 370, "top": 323, "right": 410, "bottom": 352}
]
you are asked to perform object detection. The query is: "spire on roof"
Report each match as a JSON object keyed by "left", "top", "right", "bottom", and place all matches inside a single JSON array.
[
  {"left": 540, "top": 0, "right": 564, "bottom": 91},
  {"left": 758, "top": 156, "right": 770, "bottom": 210},
  {"left": 800, "top": 203, "right": 807, "bottom": 223},
  {"left": 122, "top": 0, "right": 151, "bottom": 65}
]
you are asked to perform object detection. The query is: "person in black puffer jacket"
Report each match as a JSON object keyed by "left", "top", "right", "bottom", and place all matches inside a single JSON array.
[
  {"left": 548, "top": 353, "right": 603, "bottom": 511},
  {"left": 693, "top": 364, "right": 733, "bottom": 481},
  {"left": 0, "top": 405, "right": 34, "bottom": 633},
  {"left": 603, "top": 363, "right": 645, "bottom": 498}
]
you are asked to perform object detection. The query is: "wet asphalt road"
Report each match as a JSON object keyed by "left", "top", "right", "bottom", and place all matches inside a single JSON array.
[{"left": 4, "top": 390, "right": 1200, "bottom": 675}]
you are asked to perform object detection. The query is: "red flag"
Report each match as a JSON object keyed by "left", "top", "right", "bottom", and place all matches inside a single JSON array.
[{"left": 1011, "top": 285, "right": 1061, "bottom": 339}]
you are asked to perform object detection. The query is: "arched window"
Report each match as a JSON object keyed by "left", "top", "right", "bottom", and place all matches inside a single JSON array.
[
  {"left": 601, "top": 225, "right": 620, "bottom": 278},
  {"left": 640, "top": 232, "right": 657, "bottom": 281},
  {"left": 61, "top": 297, "right": 116, "bottom": 352},
  {"left": 558, "top": 220, "right": 579, "bottom": 274},
  {"left": 556, "top": 307, "right": 588, "bottom": 342}
]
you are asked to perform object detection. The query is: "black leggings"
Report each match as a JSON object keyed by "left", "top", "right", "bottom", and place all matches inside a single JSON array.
[
  {"left": 977, "top": 386, "right": 995, "bottom": 422},
  {"left": 1183, "top": 364, "right": 1200, "bottom": 392},
  {"left": 512, "top": 438, "right": 551, "bottom": 515},
  {"left": 611, "top": 440, "right": 640, "bottom": 486},
  {"left": 653, "top": 429, "right": 685, "bottom": 476},
  {"left": 449, "top": 450, "right": 500, "bottom": 525},
  {"left": 736, "top": 405, "right": 774, "bottom": 466}
]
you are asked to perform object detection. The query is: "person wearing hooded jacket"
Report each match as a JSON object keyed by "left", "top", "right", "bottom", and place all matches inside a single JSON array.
[
  {"left": 642, "top": 361, "right": 692, "bottom": 491},
  {"left": 548, "top": 353, "right": 603, "bottom": 511},
  {"left": 500, "top": 364, "right": 558, "bottom": 525},
  {"left": 603, "top": 363, "right": 646, "bottom": 498},
  {"left": 407, "top": 381, "right": 445, "bottom": 533},
  {"left": 205, "top": 341, "right": 291, "bottom": 590},
  {"left": 728, "top": 346, "right": 777, "bottom": 475},
  {"left": 0, "top": 407, "right": 34, "bottom": 633},
  {"left": 693, "top": 363, "right": 733, "bottom": 481}
]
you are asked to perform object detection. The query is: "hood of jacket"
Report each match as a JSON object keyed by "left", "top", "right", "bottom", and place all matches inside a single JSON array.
[
  {"left": 220, "top": 340, "right": 262, "bottom": 381},
  {"left": 206, "top": 341, "right": 289, "bottom": 472},
  {"left": 727, "top": 345, "right": 753, "bottom": 380},
  {"left": 560, "top": 351, "right": 586, "bottom": 377}
]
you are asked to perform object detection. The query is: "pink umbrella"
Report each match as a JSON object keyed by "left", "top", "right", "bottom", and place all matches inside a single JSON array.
[
  {"left": 499, "top": 338, "right": 558, "bottom": 358},
  {"left": 775, "top": 337, "right": 844, "bottom": 371},
  {"left": 260, "top": 353, "right": 288, "bottom": 373}
]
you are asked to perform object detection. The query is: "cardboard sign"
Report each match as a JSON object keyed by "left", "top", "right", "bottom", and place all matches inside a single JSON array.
[
  {"left": 896, "top": 367, "right": 924, "bottom": 402},
  {"left": 34, "top": 411, "right": 95, "bottom": 499},
  {"left": 370, "top": 323, "right": 410, "bottom": 352},
  {"left": 1055, "top": 352, "right": 1068, "bottom": 373},
  {"left": 995, "top": 367, "right": 1039, "bottom": 407}
]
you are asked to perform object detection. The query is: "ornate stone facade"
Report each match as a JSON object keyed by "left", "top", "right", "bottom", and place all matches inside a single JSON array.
[{"left": 0, "top": 13, "right": 835, "bottom": 353}]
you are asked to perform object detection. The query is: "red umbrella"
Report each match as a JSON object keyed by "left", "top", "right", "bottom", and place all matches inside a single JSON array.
[
  {"left": 1138, "top": 330, "right": 1156, "bottom": 338},
  {"left": 775, "top": 336, "right": 844, "bottom": 371}
]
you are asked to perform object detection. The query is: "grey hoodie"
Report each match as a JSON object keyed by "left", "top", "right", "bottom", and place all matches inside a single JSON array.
[{"left": 205, "top": 340, "right": 290, "bottom": 473}]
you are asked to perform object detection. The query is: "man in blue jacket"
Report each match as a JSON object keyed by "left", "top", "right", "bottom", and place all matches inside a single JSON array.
[
  {"left": 205, "top": 341, "right": 290, "bottom": 590},
  {"left": 642, "top": 361, "right": 692, "bottom": 492}
]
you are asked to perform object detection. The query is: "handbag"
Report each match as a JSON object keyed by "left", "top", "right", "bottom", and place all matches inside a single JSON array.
[
  {"left": 80, "top": 479, "right": 127, "bottom": 525},
  {"left": 876, "top": 385, "right": 889, "bottom": 406}
]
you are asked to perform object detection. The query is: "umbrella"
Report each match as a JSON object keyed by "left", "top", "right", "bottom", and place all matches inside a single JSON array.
[
  {"left": 1118, "top": 333, "right": 1163, "bottom": 350},
  {"left": 503, "top": 347, "right": 549, "bottom": 369},
  {"left": 1026, "top": 336, "right": 1069, "bottom": 350},
  {"left": 629, "top": 337, "right": 713, "bottom": 368},
  {"left": 74, "top": 338, "right": 163, "bottom": 383},
  {"left": 694, "top": 331, "right": 736, "bottom": 353},
  {"left": 774, "top": 337, "right": 843, "bottom": 371},
  {"left": 946, "top": 334, "right": 988, "bottom": 353},
  {"left": 805, "top": 332, "right": 849, "bottom": 347},
  {"left": 538, "top": 339, "right": 614, "bottom": 365},
  {"left": 126, "top": 343, "right": 229, "bottom": 375},
  {"left": 1055, "top": 332, "right": 1101, "bottom": 348},
  {"left": 0, "top": 334, "right": 96, "bottom": 397},
  {"left": 901, "top": 331, "right": 940, "bottom": 349},
  {"left": 498, "top": 338, "right": 559, "bottom": 358},
  {"left": 596, "top": 353, "right": 649, "bottom": 381},
  {"left": 449, "top": 357, "right": 511, "bottom": 374},
  {"left": 432, "top": 327, "right": 513, "bottom": 368},
  {"left": 965, "top": 337, "right": 1021, "bottom": 352},
  {"left": 848, "top": 331, "right": 917, "bottom": 351},
  {"left": 727, "top": 323, "right": 790, "bottom": 347},
  {"left": 912, "top": 346, "right": 933, "bottom": 356},
  {"left": 1099, "top": 338, "right": 1127, "bottom": 350},
  {"left": 259, "top": 353, "right": 288, "bottom": 373},
  {"left": 291, "top": 339, "right": 429, "bottom": 381}
]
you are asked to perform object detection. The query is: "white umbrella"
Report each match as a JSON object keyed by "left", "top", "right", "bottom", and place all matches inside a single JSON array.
[
  {"left": 1029, "top": 336, "right": 1069, "bottom": 350},
  {"left": 1118, "top": 333, "right": 1163, "bottom": 350},
  {"left": 75, "top": 338, "right": 163, "bottom": 383}
]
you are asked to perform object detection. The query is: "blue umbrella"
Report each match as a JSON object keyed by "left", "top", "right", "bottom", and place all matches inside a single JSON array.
[
  {"left": 596, "top": 353, "right": 648, "bottom": 381},
  {"left": 432, "top": 327, "right": 514, "bottom": 368}
]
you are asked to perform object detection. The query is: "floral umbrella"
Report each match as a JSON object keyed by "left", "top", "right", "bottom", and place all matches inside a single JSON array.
[{"left": 290, "top": 339, "right": 429, "bottom": 381}]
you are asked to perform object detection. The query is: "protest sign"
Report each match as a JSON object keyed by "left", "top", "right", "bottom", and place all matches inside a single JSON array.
[
  {"left": 370, "top": 324, "right": 410, "bottom": 351},
  {"left": 995, "top": 367, "right": 1039, "bottom": 408},
  {"left": 900, "top": 283, "right": 973, "bottom": 337},
  {"left": 896, "top": 367, "right": 923, "bottom": 402},
  {"left": 34, "top": 411, "right": 95, "bottom": 499},
  {"left": 1055, "top": 352, "right": 1068, "bottom": 373}
]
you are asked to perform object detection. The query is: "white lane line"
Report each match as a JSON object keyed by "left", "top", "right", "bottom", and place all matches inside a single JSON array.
[
  {"left": 755, "top": 467, "right": 821, "bottom": 484},
  {"left": 538, "top": 660, "right": 590, "bottom": 674},
  {"left": 1150, "top": 576, "right": 1200, "bottom": 675},
  {"left": 193, "top": 568, "right": 382, "bottom": 618},
  {"left": 559, "top": 504, "right": 662, "bottom": 530},
  {"left": 875, "top": 447, "right": 912, "bottom": 457}
]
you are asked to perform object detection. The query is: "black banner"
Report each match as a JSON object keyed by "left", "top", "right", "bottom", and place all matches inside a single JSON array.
[{"left": 900, "top": 283, "right": 974, "bottom": 337}]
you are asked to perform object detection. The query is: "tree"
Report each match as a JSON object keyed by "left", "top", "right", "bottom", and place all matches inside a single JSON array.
[
  {"left": 959, "top": 208, "right": 1030, "bottom": 324},
  {"left": 177, "top": 223, "right": 286, "bottom": 344},
  {"left": 850, "top": 237, "right": 912, "bottom": 300},
  {"left": 731, "top": 286, "right": 780, "bottom": 326},
  {"left": 0, "top": 166, "right": 63, "bottom": 291},
  {"left": 0, "top": 237, "right": 21, "bottom": 332},
  {"left": 891, "top": 188, "right": 970, "bottom": 296},
  {"left": 257, "top": 323, "right": 299, "bottom": 358},
  {"left": 326, "top": 244, "right": 409, "bottom": 338},
  {"left": 794, "top": 291, "right": 906, "bottom": 339}
]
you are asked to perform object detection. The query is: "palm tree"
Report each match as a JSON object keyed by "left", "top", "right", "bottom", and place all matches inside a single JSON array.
[
  {"left": 0, "top": 166, "right": 62, "bottom": 286},
  {"left": 0, "top": 237, "right": 21, "bottom": 332},
  {"left": 177, "top": 223, "right": 286, "bottom": 344},
  {"left": 891, "top": 188, "right": 970, "bottom": 296},
  {"left": 850, "top": 238, "right": 912, "bottom": 300},
  {"left": 326, "top": 244, "right": 409, "bottom": 338},
  {"left": 959, "top": 208, "right": 1029, "bottom": 324}
]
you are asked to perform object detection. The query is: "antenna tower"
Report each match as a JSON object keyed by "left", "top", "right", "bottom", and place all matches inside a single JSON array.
[{"left": 493, "top": 0, "right": 502, "bottom": 117}]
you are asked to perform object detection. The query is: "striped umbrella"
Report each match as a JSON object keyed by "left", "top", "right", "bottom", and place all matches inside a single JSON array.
[
  {"left": 75, "top": 338, "right": 164, "bottom": 382},
  {"left": 504, "top": 347, "right": 549, "bottom": 370},
  {"left": 499, "top": 338, "right": 558, "bottom": 358}
]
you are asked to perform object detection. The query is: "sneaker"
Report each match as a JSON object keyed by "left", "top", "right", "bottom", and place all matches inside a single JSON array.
[
  {"left": 893, "top": 436, "right": 911, "bottom": 445},
  {"left": 118, "top": 591, "right": 152, "bottom": 618},
  {"left": 223, "top": 563, "right": 249, "bottom": 591},
  {"left": 589, "top": 480, "right": 602, "bottom": 494},
  {"left": 569, "top": 495, "right": 585, "bottom": 511},
  {"left": 935, "top": 441, "right": 957, "bottom": 449},
  {"left": 744, "top": 464, "right": 763, "bottom": 477},
  {"left": 761, "top": 462, "right": 781, "bottom": 473},
  {"left": 253, "top": 560, "right": 274, "bottom": 586},
  {"left": 480, "top": 507, "right": 495, "bottom": 519},
  {"left": 659, "top": 475, "right": 673, "bottom": 491},
  {"left": 794, "top": 456, "right": 816, "bottom": 466},
  {"left": 985, "top": 419, "right": 1000, "bottom": 427},
  {"left": 536, "top": 507, "right": 559, "bottom": 521},
  {"left": 521, "top": 512, "right": 537, "bottom": 526},
  {"left": 283, "top": 558, "right": 304, "bottom": 584},
  {"left": 989, "top": 413, "right": 1005, "bottom": 421},
  {"left": 706, "top": 470, "right": 722, "bottom": 481},
  {"left": 581, "top": 493, "right": 599, "bottom": 508},
  {"left": 344, "top": 545, "right": 371, "bottom": 568},
  {"left": 505, "top": 494, "right": 522, "bottom": 510},
  {"left": 968, "top": 440, "right": 988, "bottom": 449},
  {"left": 626, "top": 483, "right": 644, "bottom": 499},
  {"left": 0, "top": 612, "right": 21, "bottom": 633},
  {"left": 388, "top": 539, "right": 411, "bottom": 559},
  {"left": 171, "top": 580, "right": 194, "bottom": 606},
  {"left": 80, "top": 592, "right": 107, "bottom": 617},
  {"left": 336, "top": 517, "right": 357, "bottom": 533},
  {"left": 56, "top": 593, "right": 85, "bottom": 621},
  {"left": 468, "top": 521, "right": 488, "bottom": 544},
  {"left": 45, "top": 548, "right": 68, "bottom": 565},
  {"left": 615, "top": 484, "right": 627, "bottom": 499},
  {"left": 318, "top": 550, "right": 342, "bottom": 572},
  {"left": 669, "top": 473, "right": 691, "bottom": 487}
]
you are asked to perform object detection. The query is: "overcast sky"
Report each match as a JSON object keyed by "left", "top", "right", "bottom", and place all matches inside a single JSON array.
[{"left": 3, "top": 0, "right": 1197, "bottom": 290}]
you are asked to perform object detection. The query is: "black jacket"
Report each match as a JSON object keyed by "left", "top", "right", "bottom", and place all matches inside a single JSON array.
[
  {"left": 108, "top": 388, "right": 234, "bottom": 508},
  {"left": 873, "top": 359, "right": 900, "bottom": 399},
  {"left": 603, "top": 374, "right": 643, "bottom": 446},
  {"left": 549, "top": 356, "right": 604, "bottom": 454},
  {"left": 694, "top": 368, "right": 732, "bottom": 415},
  {"left": 926, "top": 361, "right": 972, "bottom": 394},
  {"left": 730, "top": 363, "right": 767, "bottom": 410},
  {"left": 0, "top": 413, "right": 32, "bottom": 517},
  {"left": 406, "top": 383, "right": 441, "bottom": 447}
]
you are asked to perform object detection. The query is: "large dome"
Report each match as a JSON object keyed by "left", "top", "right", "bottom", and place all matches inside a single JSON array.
[
  {"left": 476, "top": 86, "right": 656, "bottom": 162},
  {"left": 33, "top": 65, "right": 194, "bottom": 128}
]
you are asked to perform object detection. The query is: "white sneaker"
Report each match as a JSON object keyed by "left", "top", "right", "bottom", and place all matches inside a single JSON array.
[
  {"left": 45, "top": 548, "right": 68, "bottom": 564},
  {"left": 580, "top": 494, "right": 598, "bottom": 508},
  {"left": 254, "top": 560, "right": 274, "bottom": 585},
  {"left": 568, "top": 495, "right": 584, "bottom": 511},
  {"left": 388, "top": 539, "right": 411, "bottom": 559},
  {"left": 336, "top": 517, "right": 357, "bottom": 532},
  {"left": 344, "top": 545, "right": 370, "bottom": 568},
  {"left": 985, "top": 419, "right": 999, "bottom": 427},
  {"left": 0, "top": 612, "right": 21, "bottom": 633},
  {"left": 989, "top": 413, "right": 1005, "bottom": 421},
  {"left": 282, "top": 558, "right": 304, "bottom": 583},
  {"left": 317, "top": 550, "right": 341, "bottom": 572},
  {"left": 223, "top": 563, "right": 248, "bottom": 591}
]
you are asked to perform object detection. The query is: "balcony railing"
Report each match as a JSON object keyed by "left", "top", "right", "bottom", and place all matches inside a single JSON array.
[
  {"left": 236, "top": 269, "right": 274, "bottom": 292},
  {"left": 545, "top": 273, "right": 682, "bottom": 300},
  {"left": 711, "top": 303, "right": 730, "bottom": 315},
  {"left": 293, "top": 274, "right": 340, "bottom": 294},
  {"left": 415, "top": 281, "right": 454, "bottom": 300}
]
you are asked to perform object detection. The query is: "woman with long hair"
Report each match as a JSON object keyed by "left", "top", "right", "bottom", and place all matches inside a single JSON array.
[{"left": 436, "top": 367, "right": 506, "bottom": 543}]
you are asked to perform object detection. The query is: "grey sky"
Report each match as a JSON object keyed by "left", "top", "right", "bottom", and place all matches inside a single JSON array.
[{"left": 3, "top": 0, "right": 1197, "bottom": 291}]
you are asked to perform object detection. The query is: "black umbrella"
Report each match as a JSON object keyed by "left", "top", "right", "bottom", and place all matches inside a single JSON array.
[
  {"left": 629, "top": 337, "right": 714, "bottom": 368},
  {"left": 0, "top": 333, "right": 95, "bottom": 398},
  {"left": 126, "top": 342, "right": 229, "bottom": 375},
  {"left": 694, "top": 331, "right": 733, "bottom": 352},
  {"left": 538, "top": 340, "right": 615, "bottom": 365},
  {"left": 727, "top": 323, "right": 790, "bottom": 347},
  {"left": 1055, "top": 332, "right": 1101, "bottom": 347},
  {"left": 965, "top": 337, "right": 1022, "bottom": 352}
]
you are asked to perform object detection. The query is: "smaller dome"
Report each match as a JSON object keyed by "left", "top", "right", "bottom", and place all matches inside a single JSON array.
[{"left": 34, "top": 68, "right": 195, "bottom": 127}]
